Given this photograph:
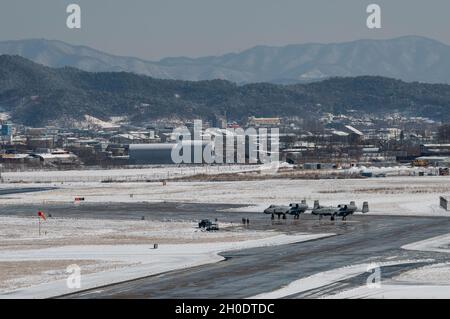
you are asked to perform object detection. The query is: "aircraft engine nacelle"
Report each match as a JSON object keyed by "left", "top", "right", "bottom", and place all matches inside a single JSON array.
[
  {"left": 362, "top": 201, "right": 369, "bottom": 213},
  {"left": 313, "top": 200, "right": 320, "bottom": 209}
]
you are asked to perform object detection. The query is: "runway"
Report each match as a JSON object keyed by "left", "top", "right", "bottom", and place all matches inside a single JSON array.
[
  {"left": 0, "top": 201, "right": 245, "bottom": 220},
  {"left": 56, "top": 209, "right": 450, "bottom": 299},
  {"left": 0, "top": 187, "right": 56, "bottom": 196},
  {"left": 3, "top": 198, "right": 449, "bottom": 299}
]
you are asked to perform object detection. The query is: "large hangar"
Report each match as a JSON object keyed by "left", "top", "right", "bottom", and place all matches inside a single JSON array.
[{"left": 129, "top": 141, "right": 211, "bottom": 165}]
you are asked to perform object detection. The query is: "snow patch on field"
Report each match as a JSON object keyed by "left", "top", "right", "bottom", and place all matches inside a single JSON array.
[
  {"left": 1, "top": 176, "right": 450, "bottom": 218},
  {"left": 402, "top": 233, "right": 450, "bottom": 253},
  {"left": 394, "top": 263, "right": 450, "bottom": 285},
  {"left": 0, "top": 216, "right": 261, "bottom": 246},
  {"left": 329, "top": 284, "right": 450, "bottom": 299},
  {"left": 1, "top": 165, "right": 260, "bottom": 183},
  {"left": 0, "top": 233, "right": 333, "bottom": 299},
  {"left": 252, "top": 260, "right": 428, "bottom": 299},
  {"left": 325, "top": 235, "right": 450, "bottom": 299}
]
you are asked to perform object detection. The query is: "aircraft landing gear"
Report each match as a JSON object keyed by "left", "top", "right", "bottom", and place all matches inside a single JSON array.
[
  {"left": 271, "top": 214, "right": 275, "bottom": 220},
  {"left": 319, "top": 215, "right": 323, "bottom": 220},
  {"left": 331, "top": 214, "right": 336, "bottom": 221},
  {"left": 282, "top": 214, "right": 287, "bottom": 220}
]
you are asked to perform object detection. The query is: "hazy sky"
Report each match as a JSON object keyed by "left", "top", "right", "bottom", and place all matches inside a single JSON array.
[{"left": 0, "top": 0, "right": 449, "bottom": 60}]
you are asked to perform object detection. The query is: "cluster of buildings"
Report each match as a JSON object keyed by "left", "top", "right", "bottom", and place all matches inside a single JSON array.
[{"left": 0, "top": 112, "right": 449, "bottom": 173}]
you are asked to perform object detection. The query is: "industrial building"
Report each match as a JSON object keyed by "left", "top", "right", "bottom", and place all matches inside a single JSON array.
[{"left": 129, "top": 141, "right": 211, "bottom": 165}]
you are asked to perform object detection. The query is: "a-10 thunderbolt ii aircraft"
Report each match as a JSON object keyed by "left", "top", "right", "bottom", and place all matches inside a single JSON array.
[
  {"left": 264, "top": 200, "right": 369, "bottom": 221},
  {"left": 311, "top": 200, "right": 369, "bottom": 221},
  {"left": 263, "top": 200, "right": 309, "bottom": 220}
]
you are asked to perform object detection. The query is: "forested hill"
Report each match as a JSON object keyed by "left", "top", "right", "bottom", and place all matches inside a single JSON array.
[{"left": 1, "top": 55, "right": 449, "bottom": 126}]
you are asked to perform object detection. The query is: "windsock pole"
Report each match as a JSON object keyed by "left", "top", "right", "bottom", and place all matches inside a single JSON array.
[{"left": 37, "top": 211, "right": 46, "bottom": 236}]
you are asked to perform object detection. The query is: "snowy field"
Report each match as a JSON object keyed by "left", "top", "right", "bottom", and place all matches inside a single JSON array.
[
  {"left": 327, "top": 262, "right": 450, "bottom": 299},
  {"left": 303, "top": 234, "right": 450, "bottom": 299},
  {"left": 0, "top": 216, "right": 274, "bottom": 249},
  {"left": 1, "top": 175, "right": 450, "bottom": 217},
  {"left": 0, "top": 163, "right": 431, "bottom": 184},
  {"left": 252, "top": 259, "right": 433, "bottom": 299},
  {"left": 1, "top": 165, "right": 260, "bottom": 183},
  {"left": 2, "top": 174, "right": 450, "bottom": 298},
  {"left": 0, "top": 215, "right": 333, "bottom": 298}
]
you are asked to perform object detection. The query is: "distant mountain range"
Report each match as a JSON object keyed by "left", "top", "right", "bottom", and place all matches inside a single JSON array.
[
  {"left": 1, "top": 36, "right": 450, "bottom": 84},
  {"left": 1, "top": 55, "right": 450, "bottom": 126}
]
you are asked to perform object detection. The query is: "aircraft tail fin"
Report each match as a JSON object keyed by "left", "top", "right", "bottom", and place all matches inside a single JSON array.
[
  {"left": 313, "top": 200, "right": 320, "bottom": 209},
  {"left": 362, "top": 201, "right": 369, "bottom": 213}
]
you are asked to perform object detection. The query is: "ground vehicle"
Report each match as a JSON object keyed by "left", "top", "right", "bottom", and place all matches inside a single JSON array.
[{"left": 199, "top": 219, "right": 219, "bottom": 231}]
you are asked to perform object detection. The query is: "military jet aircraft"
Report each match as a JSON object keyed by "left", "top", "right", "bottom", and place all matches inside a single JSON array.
[
  {"left": 264, "top": 200, "right": 309, "bottom": 220},
  {"left": 311, "top": 201, "right": 369, "bottom": 221}
]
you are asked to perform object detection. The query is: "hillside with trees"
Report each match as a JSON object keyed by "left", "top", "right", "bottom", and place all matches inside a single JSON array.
[{"left": 1, "top": 55, "right": 450, "bottom": 126}]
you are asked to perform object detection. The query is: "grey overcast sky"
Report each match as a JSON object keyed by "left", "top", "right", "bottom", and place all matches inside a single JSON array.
[{"left": 0, "top": 0, "right": 449, "bottom": 60}]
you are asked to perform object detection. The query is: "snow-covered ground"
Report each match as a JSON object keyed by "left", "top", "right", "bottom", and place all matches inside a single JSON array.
[
  {"left": 402, "top": 233, "right": 450, "bottom": 253},
  {"left": 321, "top": 233, "right": 450, "bottom": 299},
  {"left": 0, "top": 164, "right": 432, "bottom": 184},
  {"left": 0, "top": 216, "right": 333, "bottom": 298},
  {"left": 252, "top": 257, "right": 450, "bottom": 299},
  {"left": 2, "top": 174, "right": 450, "bottom": 298},
  {"left": 2, "top": 176, "right": 450, "bottom": 217},
  {"left": 394, "top": 263, "right": 450, "bottom": 285},
  {"left": 0, "top": 216, "right": 283, "bottom": 249},
  {"left": 0, "top": 229, "right": 332, "bottom": 299},
  {"left": 329, "top": 283, "right": 450, "bottom": 299},
  {"left": 252, "top": 259, "right": 432, "bottom": 299},
  {"left": 1, "top": 165, "right": 260, "bottom": 183}
]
